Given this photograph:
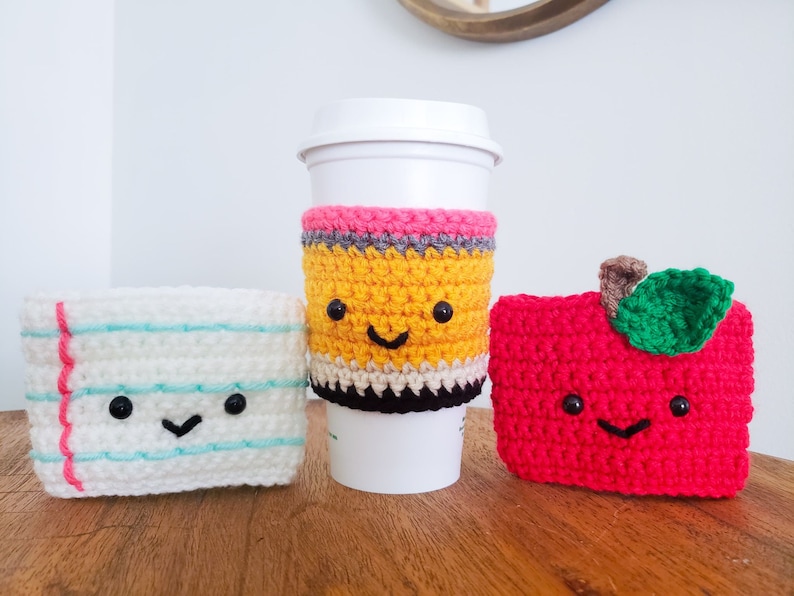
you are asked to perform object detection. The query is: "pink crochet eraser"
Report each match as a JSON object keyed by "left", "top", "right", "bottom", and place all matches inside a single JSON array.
[{"left": 488, "top": 259, "right": 755, "bottom": 497}]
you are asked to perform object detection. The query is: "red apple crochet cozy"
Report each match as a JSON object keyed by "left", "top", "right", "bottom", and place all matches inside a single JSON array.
[{"left": 488, "top": 256, "right": 754, "bottom": 498}]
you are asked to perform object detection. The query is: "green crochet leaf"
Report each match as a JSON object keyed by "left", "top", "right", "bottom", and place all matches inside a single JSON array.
[{"left": 611, "top": 268, "right": 734, "bottom": 356}]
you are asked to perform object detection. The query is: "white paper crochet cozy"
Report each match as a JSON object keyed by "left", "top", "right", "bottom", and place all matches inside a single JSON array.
[{"left": 20, "top": 287, "right": 308, "bottom": 498}]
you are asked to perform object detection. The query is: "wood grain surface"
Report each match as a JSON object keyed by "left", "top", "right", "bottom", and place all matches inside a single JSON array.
[{"left": 1, "top": 401, "right": 792, "bottom": 595}]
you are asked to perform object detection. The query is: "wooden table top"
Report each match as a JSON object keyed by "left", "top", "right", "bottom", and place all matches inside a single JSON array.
[{"left": 1, "top": 400, "right": 792, "bottom": 595}]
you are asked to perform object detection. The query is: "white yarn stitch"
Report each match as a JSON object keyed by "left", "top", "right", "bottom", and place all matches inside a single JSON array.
[
  {"left": 20, "top": 287, "right": 309, "bottom": 498},
  {"left": 309, "top": 352, "right": 488, "bottom": 395}
]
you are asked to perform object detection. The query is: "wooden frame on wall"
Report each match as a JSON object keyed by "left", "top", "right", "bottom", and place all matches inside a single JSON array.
[{"left": 398, "top": 0, "right": 610, "bottom": 43}]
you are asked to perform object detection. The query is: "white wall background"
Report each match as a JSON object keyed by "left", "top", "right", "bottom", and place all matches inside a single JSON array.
[
  {"left": 2, "top": 0, "right": 792, "bottom": 460},
  {"left": 0, "top": 2, "right": 114, "bottom": 413}
]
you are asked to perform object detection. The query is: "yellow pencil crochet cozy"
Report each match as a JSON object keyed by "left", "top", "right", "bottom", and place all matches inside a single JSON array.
[{"left": 302, "top": 205, "right": 496, "bottom": 413}]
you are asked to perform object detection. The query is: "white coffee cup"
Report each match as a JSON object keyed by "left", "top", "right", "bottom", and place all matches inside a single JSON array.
[{"left": 298, "top": 98, "right": 502, "bottom": 494}]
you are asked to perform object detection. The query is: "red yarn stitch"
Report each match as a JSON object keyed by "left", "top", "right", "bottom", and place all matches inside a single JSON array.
[
  {"left": 301, "top": 206, "right": 497, "bottom": 238},
  {"left": 55, "top": 301, "right": 84, "bottom": 492},
  {"left": 488, "top": 292, "right": 754, "bottom": 498}
]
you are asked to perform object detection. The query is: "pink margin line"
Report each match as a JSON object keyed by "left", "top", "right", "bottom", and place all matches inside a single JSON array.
[{"left": 55, "top": 301, "right": 84, "bottom": 492}]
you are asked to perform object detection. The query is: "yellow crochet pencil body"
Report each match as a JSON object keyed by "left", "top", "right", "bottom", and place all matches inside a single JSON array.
[{"left": 302, "top": 205, "right": 496, "bottom": 413}]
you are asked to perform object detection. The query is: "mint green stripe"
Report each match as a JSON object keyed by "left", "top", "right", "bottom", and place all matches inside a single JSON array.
[
  {"left": 21, "top": 322, "right": 307, "bottom": 338},
  {"left": 30, "top": 437, "right": 305, "bottom": 463},
  {"left": 25, "top": 378, "right": 309, "bottom": 402}
]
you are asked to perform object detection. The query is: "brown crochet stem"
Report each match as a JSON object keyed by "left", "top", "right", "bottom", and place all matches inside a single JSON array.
[{"left": 599, "top": 256, "right": 648, "bottom": 318}]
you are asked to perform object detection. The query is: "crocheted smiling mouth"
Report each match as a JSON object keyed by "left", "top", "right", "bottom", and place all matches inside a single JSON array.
[
  {"left": 597, "top": 418, "right": 651, "bottom": 439},
  {"left": 162, "top": 415, "right": 202, "bottom": 438},
  {"left": 367, "top": 326, "right": 409, "bottom": 350}
]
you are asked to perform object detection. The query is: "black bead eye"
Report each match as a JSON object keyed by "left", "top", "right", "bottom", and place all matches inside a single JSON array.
[
  {"left": 326, "top": 299, "right": 346, "bottom": 321},
  {"left": 562, "top": 394, "right": 584, "bottom": 416},
  {"left": 109, "top": 395, "right": 133, "bottom": 420},
  {"left": 224, "top": 393, "right": 247, "bottom": 415},
  {"left": 433, "top": 301, "right": 453, "bottom": 323},
  {"left": 670, "top": 395, "right": 690, "bottom": 417}
]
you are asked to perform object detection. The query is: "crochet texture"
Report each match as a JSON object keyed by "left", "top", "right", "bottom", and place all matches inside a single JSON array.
[
  {"left": 488, "top": 282, "right": 754, "bottom": 498},
  {"left": 20, "top": 287, "right": 308, "bottom": 498},
  {"left": 302, "top": 205, "right": 496, "bottom": 414}
]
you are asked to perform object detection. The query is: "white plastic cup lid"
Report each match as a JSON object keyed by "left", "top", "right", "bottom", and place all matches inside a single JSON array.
[{"left": 297, "top": 98, "right": 503, "bottom": 165}]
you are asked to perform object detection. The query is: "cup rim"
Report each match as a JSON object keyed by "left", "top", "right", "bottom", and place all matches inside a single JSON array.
[{"left": 297, "top": 98, "right": 503, "bottom": 165}]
